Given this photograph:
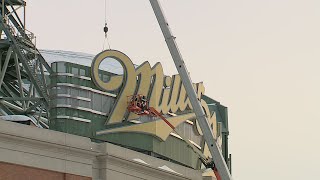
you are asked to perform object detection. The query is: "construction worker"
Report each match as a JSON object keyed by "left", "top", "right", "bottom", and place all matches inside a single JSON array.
[
  {"left": 141, "top": 95, "right": 147, "bottom": 112},
  {"left": 134, "top": 96, "right": 140, "bottom": 108}
]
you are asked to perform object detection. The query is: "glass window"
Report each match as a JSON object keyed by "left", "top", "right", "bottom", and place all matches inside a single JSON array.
[
  {"left": 78, "top": 110, "right": 86, "bottom": 119},
  {"left": 71, "top": 88, "right": 79, "bottom": 96},
  {"left": 71, "top": 110, "right": 78, "bottom": 117},
  {"left": 57, "top": 86, "right": 68, "bottom": 94},
  {"left": 50, "top": 99, "right": 57, "bottom": 107},
  {"left": 57, "top": 108, "right": 66, "bottom": 116},
  {"left": 72, "top": 67, "right": 78, "bottom": 75},
  {"left": 51, "top": 63, "right": 57, "bottom": 73},
  {"left": 79, "top": 68, "right": 86, "bottom": 76},
  {"left": 92, "top": 93, "right": 102, "bottom": 111},
  {"left": 79, "top": 100, "right": 89, "bottom": 109},
  {"left": 79, "top": 90, "right": 88, "bottom": 98},
  {"left": 70, "top": 99, "right": 79, "bottom": 107},
  {"left": 103, "top": 74, "right": 110, "bottom": 83},
  {"left": 50, "top": 108, "right": 56, "bottom": 115},
  {"left": 71, "top": 76, "right": 79, "bottom": 85},
  {"left": 58, "top": 76, "right": 67, "bottom": 83},
  {"left": 99, "top": 73, "right": 103, "bottom": 82},
  {"left": 50, "top": 87, "right": 58, "bottom": 96},
  {"left": 57, "top": 62, "right": 66, "bottom": 73},
  {"left": 101, "top": 97, "right": 110, "bottom": 114},
  {"left": 79, "top": 79, "right": 86, "bottom": 86},
  {"left": 57, "top": 98, "right": 67, "bottom": 104}
]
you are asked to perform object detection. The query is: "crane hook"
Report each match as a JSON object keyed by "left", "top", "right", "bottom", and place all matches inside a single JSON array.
[{"left": 104, "top": 23, "right": 108, "bottom": 37}]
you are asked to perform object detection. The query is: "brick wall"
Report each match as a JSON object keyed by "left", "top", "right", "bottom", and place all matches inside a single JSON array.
[{"left": 0, "top": 162, "right": 91, "bottom": 180}]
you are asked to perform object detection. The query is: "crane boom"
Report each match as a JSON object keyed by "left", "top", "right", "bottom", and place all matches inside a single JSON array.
[{"left": 148, "top": 1, "right": 233, "bottom": 179}]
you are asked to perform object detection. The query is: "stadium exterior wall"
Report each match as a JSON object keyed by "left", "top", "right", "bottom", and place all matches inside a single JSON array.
[{"left": 0, "top": 120, "right": 206, "bottom": 180}]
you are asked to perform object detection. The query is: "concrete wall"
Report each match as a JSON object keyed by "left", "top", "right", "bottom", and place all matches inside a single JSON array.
[{"left": 0, "top": 120, "right": 206, "bottom": 180}]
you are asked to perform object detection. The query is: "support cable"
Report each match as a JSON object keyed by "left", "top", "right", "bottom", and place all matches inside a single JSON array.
[{"left": 103, "top": 0, "right": 111, "bottom": 50}]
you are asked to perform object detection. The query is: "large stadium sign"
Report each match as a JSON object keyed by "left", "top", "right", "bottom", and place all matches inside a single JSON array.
[
  {"left": 49, "top": 49, "right": 223, "bottom": 169},
  {"left": 91, "top": 50, "right": 217, "bottom": 140}
]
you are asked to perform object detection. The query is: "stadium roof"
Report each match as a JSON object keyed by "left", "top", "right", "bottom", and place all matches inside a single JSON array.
[{"left": 40, "top": 50, "right": 126, "bottom": 74}]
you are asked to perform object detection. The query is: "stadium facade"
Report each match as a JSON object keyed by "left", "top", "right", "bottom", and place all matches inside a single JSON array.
[{"left": 0, "top": 50, "right": 231, "bottom": 179}]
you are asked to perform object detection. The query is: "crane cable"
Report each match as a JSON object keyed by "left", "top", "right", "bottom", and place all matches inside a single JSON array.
[{"left": 103, "top": 0, "right": 111, "bottom": 50}]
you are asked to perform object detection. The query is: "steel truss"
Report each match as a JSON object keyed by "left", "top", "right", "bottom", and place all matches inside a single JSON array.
[{"left": 0, "top": 0, "right": 51, "bottom": 128}]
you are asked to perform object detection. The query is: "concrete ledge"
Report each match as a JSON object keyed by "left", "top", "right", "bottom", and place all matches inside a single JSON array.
[{"left": 96, "top": 142, "right": 202, "bottom": 180}]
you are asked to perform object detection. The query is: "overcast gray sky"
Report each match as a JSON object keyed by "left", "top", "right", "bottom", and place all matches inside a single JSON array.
[{"left": 26, "top": 0, "right": 320, "bottom": 179}]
